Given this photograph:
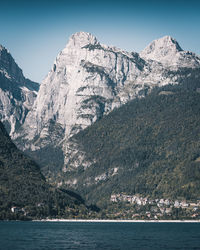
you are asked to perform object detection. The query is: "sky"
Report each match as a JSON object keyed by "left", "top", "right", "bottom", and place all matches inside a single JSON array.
[{"left": 0, "top": 0, "right": 200, "bottom": 83}]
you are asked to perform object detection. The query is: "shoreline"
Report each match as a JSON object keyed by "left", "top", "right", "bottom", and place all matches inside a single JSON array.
[{"left": 34, "top": 219, "right": 200, "bottom": 223}]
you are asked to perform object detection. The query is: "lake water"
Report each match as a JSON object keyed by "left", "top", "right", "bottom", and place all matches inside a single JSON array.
[{"left": 0, "top": 221, "right": 200, "bottom": 249}]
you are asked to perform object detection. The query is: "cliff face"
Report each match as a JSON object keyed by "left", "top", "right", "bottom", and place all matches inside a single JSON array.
[
  {"left": 0, "top": 45, "right": 39, "bottom": 137},
  {"left": 140, "top": 35, "right": 200, "bottom": 68},
  {"left": 14, "top": 32, "right": 200, "bottom": 171}
]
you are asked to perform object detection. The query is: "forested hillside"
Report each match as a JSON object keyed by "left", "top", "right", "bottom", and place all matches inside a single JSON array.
[
  {"left": 63, "top": 78, "right": 200, "bottom": 206},
  {"left": 0, "top": 122, "right": 92, "bottom": 220}
]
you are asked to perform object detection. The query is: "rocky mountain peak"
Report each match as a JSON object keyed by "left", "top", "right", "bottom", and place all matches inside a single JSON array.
[
  {"left": 139, "top": 35, "right": 185, "bottom": 65},
  {"left": 0, "top": 44, "right": 25, "bottom": 84},
  {"left": 0, "top": 44, "right": 39, "bottom": 137},
  {"left": 14, "top": 32, "right": 200, "bottom": 166},
  {"left": 0, "top": 44, "right": 5, "bottom": 51},
  {"left": 162, "top": 36, "right": 183, "bottom": 50},
  {"left": 66, "top": 31, "right": 99, "bottom": 49},
  {"left": 17, "top": 31, "right": 149, "bottom": 149},
  {"left": 151, "top": 36, "right": 182, "bottom": 51}
]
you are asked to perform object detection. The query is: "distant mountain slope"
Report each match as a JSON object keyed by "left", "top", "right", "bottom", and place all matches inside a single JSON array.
[
  {"left": 0, "top": 122, "right": 90, "bottom": 220},
  {"left": 60, "top": 77, "right": 200, "bottom": 206},
  {"left": 0, "top": 45, "right": 39, "bottom": 137}
]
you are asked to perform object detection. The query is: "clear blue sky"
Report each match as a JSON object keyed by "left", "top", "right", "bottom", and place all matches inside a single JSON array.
[{"left": 0, "top": 0, "right": 200, "bottom": 82}]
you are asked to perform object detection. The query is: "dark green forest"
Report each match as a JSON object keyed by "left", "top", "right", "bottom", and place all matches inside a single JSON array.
[
  {"left": 0, "top": 122, "right": 96, "bottom": 220},
  {"left": 1, "top": 67, "right": 200, "bottom": 219},
  {"left": 62, "top": 75, "right": 200, "bottom": 206}
]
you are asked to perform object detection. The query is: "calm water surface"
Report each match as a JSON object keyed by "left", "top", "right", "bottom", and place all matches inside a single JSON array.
[{"left": 0, "top": 221, "right": 200, "bottom": 249}]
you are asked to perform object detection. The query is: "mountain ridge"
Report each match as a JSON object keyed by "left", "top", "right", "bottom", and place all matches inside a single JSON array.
[
  {"left": 1, "top": 32, "right": 200, "bottom": 217},
  {"left": 14, "top": 32, "right": 200, "bottom": 174},
  {"left": 140, "top": 35, "right": 200, "bottom": 67},
  {"left": 0, "top": 44, "right": 39, "bottom": 137}
]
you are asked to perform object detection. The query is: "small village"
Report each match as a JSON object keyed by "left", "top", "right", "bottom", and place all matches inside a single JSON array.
[
  {"left": 110, "top": 194, "right": 200, "bottom": 219},
  {"left": 10, "top": 194, "right": 200, "bottom": 220}
]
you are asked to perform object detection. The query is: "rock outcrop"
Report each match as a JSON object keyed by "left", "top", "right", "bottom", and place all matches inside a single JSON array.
[
  {"left": 0, "top": 45, "right": 39, "bottom": 137},
  {"left": 14, "top": 32, "right": 200, "bottom": 171}
]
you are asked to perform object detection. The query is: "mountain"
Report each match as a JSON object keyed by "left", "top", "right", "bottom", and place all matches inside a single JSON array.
[
  {"left": 14, "top": 32, "right": 200, "bottom": 174},
  {"left": 0, "top": 45, "right": 39, "bottom": 137},
  {"left": 15, "top": 31, "right": 148, "bottom": 150},
  {"left": 0, "top": 121, "right": 93, "bottom": 220},
  {"left": 140, "top": 35, "right": 200, "bottom": 68},
  {"left": 59, "top": 81, "right": 200, "bottom": 206}
]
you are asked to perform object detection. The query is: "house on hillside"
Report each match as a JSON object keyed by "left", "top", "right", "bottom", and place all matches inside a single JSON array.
[{"left": 11, "top": 206, "right": 26, "bottom": 215}]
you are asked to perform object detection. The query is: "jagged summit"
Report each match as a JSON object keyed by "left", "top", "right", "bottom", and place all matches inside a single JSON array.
[
  {"left": 15, "top": 31, "right": 200, "bottom": 162},
  {"left": 0, "top": 44, "right": 5, "bottom": 51},
  {"left": 140, "top": 35, "right": 183, "bottom": 63},
  {"left": 16, "top": 31, "right": 148, "bottom": 149},
  {"left": 140, "top": 35, "right": 200, "bottom": 67},
  {"left": 162, "top": 36, "right": 183, "bottom": 50},
  {"left": 0, "top": 44, "right": 25, "bottom": 83},
  {"left": 141, "top": 35, "right": 183, "bottom": 54},
  {"left": 148, "top": 36, "right": 182, "bottom": 52},
  {"left": 66, "top": 31, "right": 99, "bottom": 48},
  {"left": 0, "top": 43, "right": 39, "bottom": 136}
]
